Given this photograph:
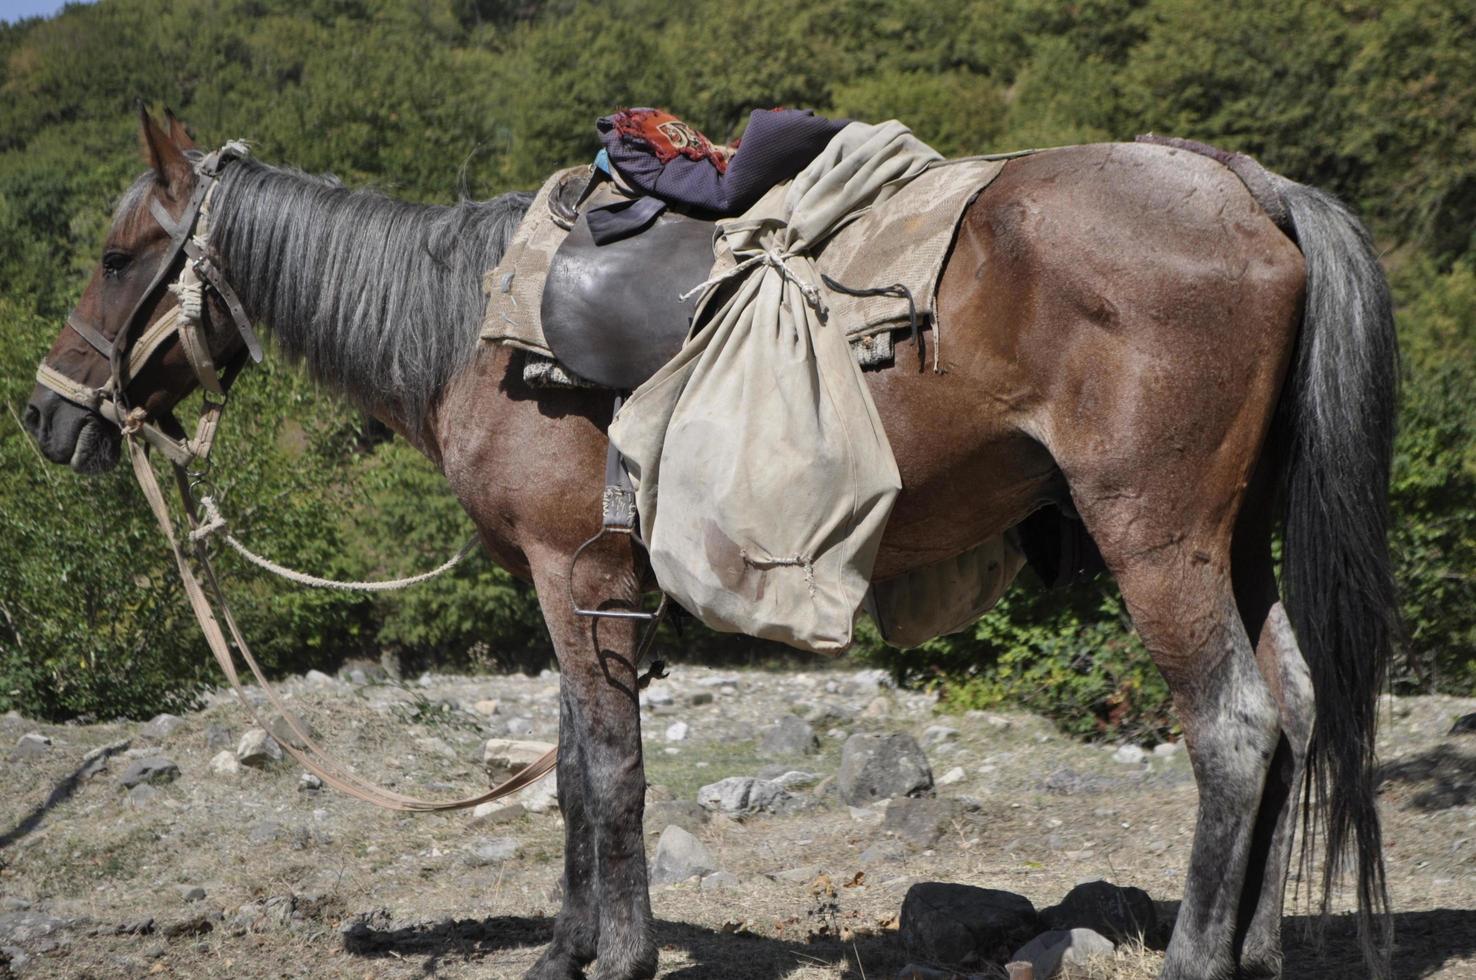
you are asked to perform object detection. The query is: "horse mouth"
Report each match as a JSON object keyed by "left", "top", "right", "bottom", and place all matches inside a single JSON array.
[{"left": 70, "top": 417, "right": 121, "bottom": 474}]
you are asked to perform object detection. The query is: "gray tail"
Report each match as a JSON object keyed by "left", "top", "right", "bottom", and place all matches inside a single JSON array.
[{"left": 1273, "top": 176, "right": 1398, "bottom": 977}]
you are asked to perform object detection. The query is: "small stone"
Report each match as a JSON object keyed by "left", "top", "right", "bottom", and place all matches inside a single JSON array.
[
  {"left": 298, "top": 772, "right": 324, "bottom": 792},
  {"left": 649, "top": 825, "right": 717, "bottom": 885},
  {"left": 771, "top": 864, "right": 822, "bottom": 883},
  {"left": 139, "top": 714, "right": 184, "bottom": 739},
  {"left": 470, "top": 802, "right": 527, "bottom": 827},
  {"left": 937, "top": 766, "right": 967, "bottom": 786},
  {"left": 900, "top": 882, "right": 1039, "bottom": 967},
  {"left": 120, "top": 757, "right": 179, "bottom": 789},
  {"left": 837, "top": 732, "right": 934, "bottom": 805},
  {"left": 304, "top": 669, "right": 335, "bottom": 687},
  {"left": 1152, "top": 742, "right": 1181, "bottom": 758},
  {"left": 265, "top": 711, "right": 318, "bottom": 750},
  {"left": 472, "top": 699, "right": 501, "bottom": 716},
  {"left": 696, "top": 777, "right": 792, "bottom": 815},
  {"left": 758, "top": 715, "right": 819, "bottom": 757},
  {"left": 208, "top": 751, "right": 241, "bottom": 776},
  {"left": 700, "top": 870, "right": 739, "bottom": 892},
  {"left": 174, "top": 885, "right": 206, "bottom": 903},
  {"left": 516, "top": 776, "right": 559, "bottom": 814},
  {"left": 464, "top": 837, "right": 519, "bottom": 867},
  {"left": 237, "top": 729, "right": 282, "bottom": 768},
  {"left": 10, "top": 733, "right": 52, "bottom": 760},
  {"left": 849, "top": 805, "right": 885, "bottom": 827},
  {"left": 125, "top": 784, "right": 160, "bottom": 808},
  {"left": 642, "top": 686, "right": 675, "bottom": 707},
  {"left": 505, "top": 717, "right": 535, "bottom": 737},
  {"left": 840, "top": 668, "right": 892, "bottom": 698},
  {"left": 861, "top": 696, "right": 892, "bottom": 718},
  {"left": 644, "top": 799, "right": 709, "bottom": 836},
  {"left": 204, "top": 725, "right": 233, "bottom": 752},
  {"left": 665, "top": 721, "right": 689, "bottom": 742},
  {"left": 1012, "top": 927, "right": 1115, "bottom": 978},
  {"left": 688, "top": 691, "right": 714, "bottom": 707},
  {"left": 921, "top": 725, "right": 959, "bottom": 747},
  {"left": 481, "top": 738, "right": 554, "bottom": 780},
  {"left": 1112, "top": 744, "right": 1147, "bottom": 765},
  {"left": 771, "top": 770, "right": 822, "bottom": 790}
]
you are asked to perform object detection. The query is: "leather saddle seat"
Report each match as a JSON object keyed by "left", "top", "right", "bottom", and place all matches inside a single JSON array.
[{"left": 540, "top": 177, "right": 718, "bottom": 391}]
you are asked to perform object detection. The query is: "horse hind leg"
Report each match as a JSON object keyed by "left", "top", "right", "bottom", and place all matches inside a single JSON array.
[{"left": 1071, "top": 490, "right": 1281, "bottom": 980}]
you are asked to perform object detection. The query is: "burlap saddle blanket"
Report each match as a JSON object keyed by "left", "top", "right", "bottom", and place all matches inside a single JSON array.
[{"left": 480, "top": 123, "right": 1023, "bottom": 651}]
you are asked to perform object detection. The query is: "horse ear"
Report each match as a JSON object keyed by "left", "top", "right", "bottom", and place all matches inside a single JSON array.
[
  {"left": 138, "top": 104, "right": 191, "bottom": 196},
  {"left": 163, "top": 107, "right": 197, "bottom": 150}
]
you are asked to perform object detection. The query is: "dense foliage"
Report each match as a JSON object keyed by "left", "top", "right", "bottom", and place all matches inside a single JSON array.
[{"left": 1, "top": 0, "right": 1471, "bottom": 733}]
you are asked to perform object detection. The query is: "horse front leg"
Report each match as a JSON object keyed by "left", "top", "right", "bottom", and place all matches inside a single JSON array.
[{"left": 527, "top": 545, "right": 655, "bottom": 980}]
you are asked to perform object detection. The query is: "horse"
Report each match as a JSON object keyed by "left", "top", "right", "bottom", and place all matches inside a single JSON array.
[{"left": 25, "top": 109, "right": 1398, "bottom": 980}]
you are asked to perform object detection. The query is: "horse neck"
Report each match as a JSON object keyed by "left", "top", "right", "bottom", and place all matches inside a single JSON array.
[{"left": 207, "top": 160, "right": 531, "bottom": 447}]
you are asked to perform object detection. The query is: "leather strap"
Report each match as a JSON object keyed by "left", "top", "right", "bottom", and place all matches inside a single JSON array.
[{"left": 125, "top": 434, "right": 556, "bottom": 811}]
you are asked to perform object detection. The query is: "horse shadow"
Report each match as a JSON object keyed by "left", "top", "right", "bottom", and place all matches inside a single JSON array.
[
  {"left": 341, "top": 912, "right": 906, "bottom": 978},
  {"left": 341, "top": 906, "right": 1476, "bottom": 979},
  {"left": 1378, "top": 742, "right": 1476, "bottom": 811}
]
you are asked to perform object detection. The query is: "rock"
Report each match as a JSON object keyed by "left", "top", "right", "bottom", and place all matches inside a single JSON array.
[
  {"left": 481, "top": 738, "right": 555, "bottom": 780},
  {"left": 885, "top": 797, "right": 966, "bottom": 848},
  {"left": 265, "top": 711, "right": 318, "bottom": 750},
  {"left": 645, "top": 799, "right": 709, "bottom": 836},
  {"left": 120, "top": 757, "right": 179, "bottom": 789},
  {"left": 204, "top": 725, "right": 233, "bottom": 752},
  {"left": 641, "top": 686, "right": 675, "bottom": 707},
  {"left": 1112, "top": 745, "right": 1147, "bottom": 765},
  {"left": 464, "top": 837, "right": 520, "bottom": 867},
  {"left": 665, "top": 721, "right": 689, "bottom": 742},
  {"left": 0, "top": 910, "right": 72, "bottom": 945},
  {"left": 771, "top": 865, "right": 822, "bottom": 883},
  {"left": 770, "top": 770, "right": 822, "bottom": 790},
  {"left": 174, "top": 885, "right": 206, "bottom": 903},
  {"left": 688, "top": 691, "right": 715, "bottom": 707},
  {"left": 758, "top": 715, "right": 819, "bottom": 757},
  {"left": 208, "top": 751, "right": 241, "bottom": 776},
  {"left": 505, "top": 717, "right": 536, "bottom": 737},
  {"left": 861, "top": 696, "right": 892, "bottom": 718},
  {"left": 858, "top": 841, "right": 907, "bottom": 865},
  {"left": 1012, "top": 927, "right": 1116, "bottom": 978},
  {"left": 160, "top": 913, "right": 215, "bottom": 939},
  {"left": 837, "top": 733, "right": 934, "bottom": 805},
  {"left": 237, "top": 729, "right": 282, "bottom": 768},
  {"left": 649, "top": 825, "right": 717, "bottom": 885},
  {"left": 696, "top": 777, "right": 792, "bottom": 815},
  {"left": 471, "top": 699, "right": 501, "bottom": 716},
  {"left": 470, "top": 801, "right": 526, "bottom": 827},
  {"left": 840, "top": 668, "right": 893, "bottom": 698},
  {"left": 1449, "top": 712, "right": 1476, "bottom": 735},
  {"left": 700, "top": 870, "right": 739, "bottom": 892},
  {"left": 304, "top": 669, "right": 336, "bottom": 687},
  {"left": 937, "top": 766, "right": 967, "bottom": 786},
  {"left": 125, "top": 784, "right": 159, "bottom": 808},
  {"left": 921, "top": 725, "right": 959, "bottom": 747},
  {"left": 10, "top": 733, "right": 52, "bottom": 760},
  {"left": 849, "top": 805, "right": 885, "bottom": 827},
  {"left": 899, "top": 882, "right": 1039, "bottom": 967},
  {"left": 249, "top": 821, "right": 285, "bottom": 844},
  {"left": 298, "top": 772, "right": 324, "bottom": 792},
  {"left": 1152, "top": 741, "right": 1181, "bottom": 758},
  {"left": 1041, "top": 880, "right": 1156, "bottom": 942},
  {"left": 139, "top": 714, "right": 184, "bottom": 739},
  {"left": 516, "top": 776, "right": 559, "bottom": 814}
]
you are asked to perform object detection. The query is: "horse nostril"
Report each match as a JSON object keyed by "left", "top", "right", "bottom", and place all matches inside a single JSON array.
[{"left": 22, "top": 403, "right": 42, "bottom": 438}]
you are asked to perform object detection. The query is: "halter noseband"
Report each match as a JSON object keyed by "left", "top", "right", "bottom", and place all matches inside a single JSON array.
[{"left": 34, "top": 141, "right": 262, "bottom": 468}]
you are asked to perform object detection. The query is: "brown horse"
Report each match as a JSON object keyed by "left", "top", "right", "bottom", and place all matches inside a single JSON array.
[{"left": 26, "top": 110, "right": 1398, "bottom": 980}]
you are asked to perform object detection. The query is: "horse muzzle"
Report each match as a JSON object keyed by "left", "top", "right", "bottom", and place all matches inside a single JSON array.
[{"left": 23, "top": 384, "right": 121, "bottom": 474}]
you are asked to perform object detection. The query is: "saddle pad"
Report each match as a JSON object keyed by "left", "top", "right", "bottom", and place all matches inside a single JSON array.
[{"left": 479, "top": 158, "right": 1009, "bottom": 369}]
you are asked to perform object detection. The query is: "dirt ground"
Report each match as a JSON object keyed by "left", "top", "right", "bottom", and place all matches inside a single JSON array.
[{"left": 1, "top": 663, "right": 1473, "bottom": 980}]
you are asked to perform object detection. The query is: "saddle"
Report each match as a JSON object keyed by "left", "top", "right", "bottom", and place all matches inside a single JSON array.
[{"left": 540, "top": 176, "right": 718, "bottom": 390}]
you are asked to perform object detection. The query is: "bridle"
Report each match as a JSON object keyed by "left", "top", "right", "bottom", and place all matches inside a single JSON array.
[
  {"left": 31, "top": 141, "right": 558, "bottom": 811},
  {"left": 33, "top": 141, "right": 263, "bottom": 468}
]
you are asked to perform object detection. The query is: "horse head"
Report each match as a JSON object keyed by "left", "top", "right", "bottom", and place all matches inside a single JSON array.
[{"left": 24, "top": 108, "right": 257, "bottom": 473}]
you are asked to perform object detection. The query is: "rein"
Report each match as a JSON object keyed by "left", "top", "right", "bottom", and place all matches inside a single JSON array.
[{"left": 36, "top": 142, "right": 557, "bottom": 812}]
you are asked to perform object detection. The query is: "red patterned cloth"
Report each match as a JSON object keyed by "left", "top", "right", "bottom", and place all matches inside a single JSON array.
[{"left": 609, "top": 108, "right": 729, "bottom": 173}]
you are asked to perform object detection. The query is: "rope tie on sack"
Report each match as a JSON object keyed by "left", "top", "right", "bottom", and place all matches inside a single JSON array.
[
  {"left": 189, "top": 494, "right": 479, "bottom": 592},
  {"left": 679, "top": 246, "right": 828, "bottom": 317}
]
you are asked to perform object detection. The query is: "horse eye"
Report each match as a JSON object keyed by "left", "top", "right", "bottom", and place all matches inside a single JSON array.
[{"left": 102, "top": 250, "right": 132, "bottom": 278}]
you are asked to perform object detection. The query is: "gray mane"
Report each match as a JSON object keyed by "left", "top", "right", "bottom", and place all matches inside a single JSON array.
[{"left": 207, "top": 158, "right": 532, "bottom": 426}]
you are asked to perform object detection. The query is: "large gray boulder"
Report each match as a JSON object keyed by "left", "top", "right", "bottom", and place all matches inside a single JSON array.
[
  {"left": 1041, "top": 880, "right": 1156, "bottom": 942},
  {"left": 836, "top": 733, "right": 933, "bottom": 805},
  {"left": 649, "top": 825, "right": 717, "bottom": 885},
  {"left": 899, "top": 882, "right": 1039, "bottom": 967}
]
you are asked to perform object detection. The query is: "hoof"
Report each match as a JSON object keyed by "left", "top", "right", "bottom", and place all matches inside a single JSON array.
[{"left": 525, "top": 950, "right": 587, "bottom": 980}]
